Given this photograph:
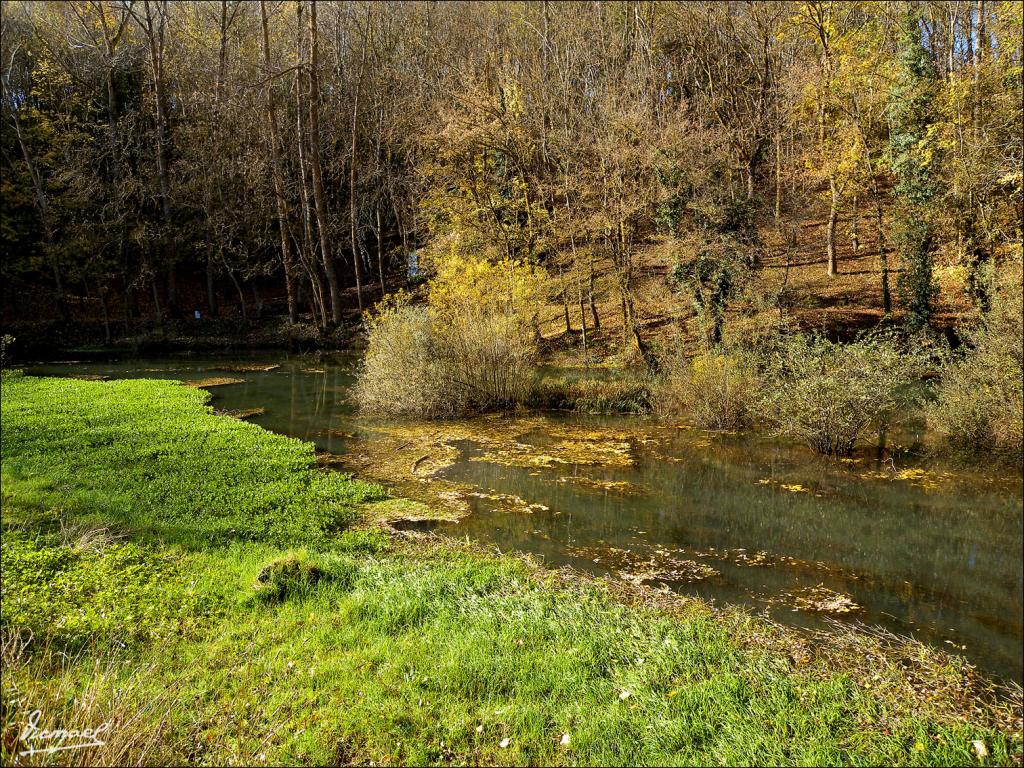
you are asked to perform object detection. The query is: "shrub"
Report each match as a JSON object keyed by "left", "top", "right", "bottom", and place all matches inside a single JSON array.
[
  {"left": 928, "top": 272, "right": 1023, "bottom": 459},
  {"left": 253, "top": 553, "right": 327, "bottom": 602},
  {"left": 356, "top": 295, "right": 537, "bottom": 418},
  {"left": 655, "top": 351, "right": 759, "bottom": 430},
  {"left": 568, "top": 377, "right": 652, "bottom": 414},
  {"left": 528, "top": 375, "right": 652, "bottom": 414},
  {"left": 0, "top": 334, "right": 19, "bottom": 378},
  {"left": 441, "top": 310, "right": 537, "bottom": 412},
  {"left": 0, "top": 334, "right": 13, "bottom": 365},
  {"left": 761, "top": 332, "right": 924, "bottom": 456},
  {"left": 354, "top": 303, "right": 451, "bottom": 418}
]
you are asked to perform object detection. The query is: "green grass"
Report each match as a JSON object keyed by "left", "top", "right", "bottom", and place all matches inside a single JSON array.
[
  {"left": 0, "top": 376, "right": 385, "bottom": 547},
  {"left": 1, "top": 375, "right": 1020, "bottom": 766}
]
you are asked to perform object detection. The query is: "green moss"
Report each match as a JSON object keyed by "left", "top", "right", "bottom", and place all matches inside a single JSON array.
[{"left": 253, "top": 553, "right": 328, "bottom": 602}]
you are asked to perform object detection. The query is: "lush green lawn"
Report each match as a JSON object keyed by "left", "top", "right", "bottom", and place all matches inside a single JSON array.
[{"left": 1, "top": 374, "right": 1019, "bottom": 766}]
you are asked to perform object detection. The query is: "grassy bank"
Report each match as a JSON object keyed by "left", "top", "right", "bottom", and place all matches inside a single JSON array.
[{"left": 1, "top": 376, "right": 1020, "bottom": 766}]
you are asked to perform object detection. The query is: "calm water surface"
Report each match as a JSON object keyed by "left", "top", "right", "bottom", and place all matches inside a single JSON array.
[{"left": 26, "top": 352, "right": 1024, "bottom": 683}]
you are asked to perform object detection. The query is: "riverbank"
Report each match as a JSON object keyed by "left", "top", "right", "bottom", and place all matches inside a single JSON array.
[
  {"left": 0, "top": 316, "right": 365, "bottom": 360},
  {"left": 1, "top": 375, "right": 1020, "bottom": 766}
]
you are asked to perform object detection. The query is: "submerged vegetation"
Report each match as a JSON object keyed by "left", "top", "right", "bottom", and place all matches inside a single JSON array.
[{"left": 1, "top": 376, "right": 1021, "bottom": 766}]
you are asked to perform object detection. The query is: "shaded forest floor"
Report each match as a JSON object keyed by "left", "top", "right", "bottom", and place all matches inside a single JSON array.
[
  {"left": 536, "top": 218, "right": 975, "bottom": 366},
  {"left": 1, "top": 206, "right": 984, "bottom": 362}
]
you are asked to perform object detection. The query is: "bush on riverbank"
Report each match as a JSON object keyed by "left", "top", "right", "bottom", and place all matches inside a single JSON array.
[
  {"left": 356, "top": 255, "right": 544, "bottom": 418},
  {"left": 655, "top": 350, "right": 760, "bottom": 429},
  {"left": 528, "top": 374, "right": 652, "bottom": 414},
  {"left": 353, "top": 303, "right": 447, "bottom": 417},
  {"left": 761, "top": 332, "right": 925, "bottom": 456},
  {"left": 355, "top": 300, "right": 537, "bottom": 417},
  {"left": 929, "top": 273, "right": 1024, "bottom": 460}
]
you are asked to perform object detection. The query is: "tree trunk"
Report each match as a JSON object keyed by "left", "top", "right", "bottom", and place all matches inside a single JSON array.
[
  {"left": 851, "top": 194, "right": 860, "bottom": 255},
  {"left": 560, "top": 264, "right": 572, "bottom": 334},
  {"left": 826, "top": 175, "right": 839, "bottom": 275},
  {"left": 294, "top": 6, "right": 324, "bottom": 330},
  {"left": 304, "top": 1, "right": 343, "bottom": 324},
  {"left": 7, "top": 88, "right": 68, "bottom": 319},
  {"left": 251, "top": 282, "right": 264, "bottom": 319},
  {"left": 165, "top": 268, "right": 177, "bottom": 317},
  {"left": 227, "top": 266, "right": 247, "bottom": 322},
  {"left": 140, "top": 0, "right": 176, "bottom": 317},
  {"left": 774, "top": 130, "right": 782, "bottom": 221},
  {"left": 874, "top": 195, "right": 892, "bottom": 314},
  {"left": 746, "top": 152, "right": 756, "bottom": 200},
  {"left": 375, "top": 201, "right": 386, "bottom": 295},
  {"left": 260, "top": 0, "right": 298, "bottom": 325},
  {"left": 577, "top": 271, "right": 589, "bottom": 364},
  {"left": 348, "top": 8, "right": 371, "bottom": 314},
  {"left": 100, "top": 292, "right": 111, "bottom": 345},
  {"left": 206, "top": 251, "right": 217, "bottom": 315},
  {"left": 150, "top": 267, "right": 165, "bottom": 335}
]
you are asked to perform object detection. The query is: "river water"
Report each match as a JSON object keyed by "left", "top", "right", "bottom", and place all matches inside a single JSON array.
[{"left": 26, "top": 352, "right": 1024, "bottom": 684}]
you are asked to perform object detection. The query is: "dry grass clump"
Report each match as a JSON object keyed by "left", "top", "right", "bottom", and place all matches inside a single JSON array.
[{"left": 0, "top": 632, "right": 183, "bottom": 766}]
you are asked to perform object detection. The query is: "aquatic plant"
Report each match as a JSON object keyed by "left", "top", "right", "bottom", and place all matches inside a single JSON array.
[{"left": 0, "top": 376, "right": 386, "bottom": 546}]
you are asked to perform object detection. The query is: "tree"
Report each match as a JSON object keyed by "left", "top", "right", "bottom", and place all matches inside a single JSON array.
[{"left": 888, "top": 9, "right": 942, "bottom": 332}]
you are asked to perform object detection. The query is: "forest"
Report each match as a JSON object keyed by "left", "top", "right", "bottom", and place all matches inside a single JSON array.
[
  {"left": 0, "top": 2, "right": 1022, "bottom": 766},
  {"left": 1, "top": 0, "right": 1019, "bottom": 336}
]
